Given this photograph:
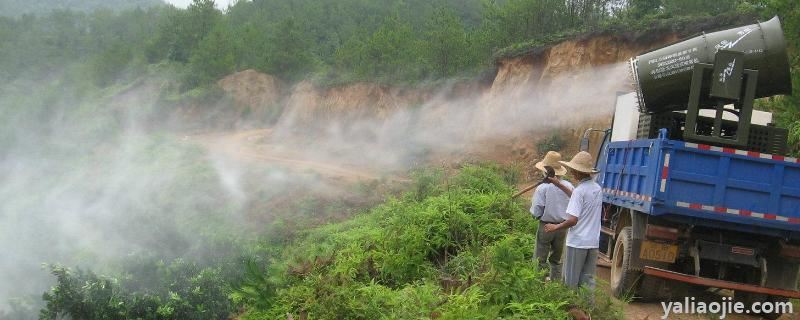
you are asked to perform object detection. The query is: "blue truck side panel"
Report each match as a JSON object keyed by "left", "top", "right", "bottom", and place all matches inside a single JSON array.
[
  {"left": 598, "top": 138, "right": 661, "bottom": 214},
  {"left": 597, "top": 133, "right": 800, "bottom": 238}
]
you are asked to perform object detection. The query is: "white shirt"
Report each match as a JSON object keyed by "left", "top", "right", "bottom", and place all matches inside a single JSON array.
[
  {"left": 565, "top": 178, "right": 603, "bottom": 249},
  {"left": 530, "top": 179, "right": 573, "bottom": 223}
]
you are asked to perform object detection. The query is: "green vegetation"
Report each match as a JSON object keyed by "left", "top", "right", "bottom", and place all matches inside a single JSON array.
[
  {"left": 41, "top": 260, "right": 232, "bottom": 320},
  {"left": 2, "top": 0, "right": 800, "bottom": 319},
  {"left": 537, "top": 134, "right": 567, "bottom": 155},
  {"left": 5, "top": 0, "right": 794, "bottom": 88},
  {"left": 242, "top": 165, "right": 621, "bottom": 319},
  {"left": 0, "top": 68, "right": 375, "bottom": 319},
  {"left": 37, "top": 165, "right": 622, "bottom": 320},
  {"left": 757, "top": 1, "right": 800, "bottom": 155},
  {"left": 0, "top": 0, "right": 163, "bottom": 17}
]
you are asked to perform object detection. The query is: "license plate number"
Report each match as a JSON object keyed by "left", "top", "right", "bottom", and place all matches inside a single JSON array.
[{"left": 640, "top": 240, "right": 678, "bottom": 263}]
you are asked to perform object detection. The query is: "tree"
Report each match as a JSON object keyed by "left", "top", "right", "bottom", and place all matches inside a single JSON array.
[
  {"left": 424, "top": 7, "right": 469, "bottom": 78},
  {"left": 90, "top": 41, "right": 134, "bottom": 86},
  {"left": 186, "top": 21, "right": 239, "bottom": 87},
  {"left": 0, "top": 0, "right": 164, "bottom": 17},
  {"left": 758, "top": 0, "right": 800, "bottom": 154},
  {"left": 662, "top": 0, "right": 737, "bottom": 16},
  {"left": 335, "top": 15, "right": 422, "bottom": 81},
  {"left": 264, "top": 17, "right": 317, "bottom": 80},
  {"left": 148, "top": 0, "right": 220, "bottom": 63},
  {"left": 627, "top": 0, "right": 662, "bottom": 18},
  {"left": 366, "top": 15, "right": 422, "bottom": 80}
]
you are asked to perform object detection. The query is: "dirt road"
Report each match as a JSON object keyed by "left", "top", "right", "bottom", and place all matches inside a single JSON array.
[{"left": 188, "top": 128, "right": 409, "bottom": 183}]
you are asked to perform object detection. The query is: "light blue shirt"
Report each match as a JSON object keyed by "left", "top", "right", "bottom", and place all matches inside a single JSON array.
[
  {"left": 565, "top": 178, "right": 603, "bottom": 249},
  {"left": 530, "top": 179, "right": 573, "bottom": 223}
]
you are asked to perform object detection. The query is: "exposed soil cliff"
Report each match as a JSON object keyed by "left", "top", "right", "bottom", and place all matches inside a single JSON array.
[
  {"left": 215, "top": 70, "right": 285, "bottom": 127},
  {"left": 218, "top": 70, "right": 284, "bottom": 112},
  {"left": 278, "top": 81, "right": 430, "bottom": 129},
  {"left": 206, "top": 36, "right": 666, "bottom": 176},
  {"left": 475, "top": 33, "right": 683, "bottom": 169},
  {"left": 211, "top": 15, "right": 758, "bottom": 176}
]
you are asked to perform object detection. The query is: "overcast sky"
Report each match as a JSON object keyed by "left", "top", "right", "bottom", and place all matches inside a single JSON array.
[{"left": 163, "top": 0, "right": 237, "bottom": 9}]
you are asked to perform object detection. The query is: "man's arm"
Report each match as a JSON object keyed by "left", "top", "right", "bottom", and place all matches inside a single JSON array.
[
  {"left": 543, "top": 214, "right": 577, "bottom": 232},
  {"left": 544, "top": 185, "right": 581, "bottom": 233},
  {"left": 547, "top": 177, "right": 573, "bottom": 197}
]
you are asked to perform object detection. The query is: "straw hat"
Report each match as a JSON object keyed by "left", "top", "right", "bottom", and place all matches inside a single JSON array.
[
  {"left": 559, "top": 151, "right": 599, "bottom": 174},
  {"left": 535, "top": 151, "right": 568, "bottom": 176}
]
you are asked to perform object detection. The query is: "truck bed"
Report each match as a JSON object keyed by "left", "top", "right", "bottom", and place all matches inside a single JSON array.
[{"left": 598, "top": 131, "right": 800, "bottom": 238}]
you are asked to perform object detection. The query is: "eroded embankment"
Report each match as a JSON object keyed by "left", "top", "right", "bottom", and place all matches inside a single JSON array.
[{"left": 184, "top": 15, "right": 758, "bottom": 180}]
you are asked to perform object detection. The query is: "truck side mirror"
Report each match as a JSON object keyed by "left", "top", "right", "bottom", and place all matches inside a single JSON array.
[{"left": 580, "top": 137, "right": 590, "bottom": 152}]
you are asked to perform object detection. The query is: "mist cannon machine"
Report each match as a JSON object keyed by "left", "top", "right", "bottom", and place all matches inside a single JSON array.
[{"left": 630, "top": 16, "right": 792, "bottom": 149}]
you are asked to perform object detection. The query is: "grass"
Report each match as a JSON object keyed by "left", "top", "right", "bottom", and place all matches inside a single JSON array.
[{"left": 239, "top": 164, "right": 624, "bottom": 319}]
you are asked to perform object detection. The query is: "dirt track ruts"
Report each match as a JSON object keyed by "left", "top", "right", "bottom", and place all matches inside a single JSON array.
[{"left": 188, "top": 128, "right": 409, "bottom": 183}]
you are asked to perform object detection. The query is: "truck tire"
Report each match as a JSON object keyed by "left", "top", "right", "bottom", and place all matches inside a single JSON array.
[
  {"left": 611, "top": 227, "right": 641, "bottom": 299},
  {"left": 637, "top": 275, "right": 666, "bottom": 300},
  {"left": 637, "top": 274, "right": 689, "bottom": 301}
]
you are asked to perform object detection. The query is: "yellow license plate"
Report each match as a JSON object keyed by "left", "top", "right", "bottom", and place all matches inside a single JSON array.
[{"left": 640, "top": 240, "right": 678, "bottom": 263}]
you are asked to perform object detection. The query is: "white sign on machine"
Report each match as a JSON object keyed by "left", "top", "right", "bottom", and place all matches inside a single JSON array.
[{"left": 611, "top": 92, "right": 641, "bottom": 142}]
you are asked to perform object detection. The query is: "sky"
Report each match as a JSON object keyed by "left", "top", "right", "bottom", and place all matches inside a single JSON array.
[{"left": 163, "top": 0, "right": 236, "bottom": 9}]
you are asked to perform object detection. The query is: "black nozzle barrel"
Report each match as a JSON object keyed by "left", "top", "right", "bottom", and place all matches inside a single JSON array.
[{"left": 632, "top": 16, "right": 792, "bottom": 113}]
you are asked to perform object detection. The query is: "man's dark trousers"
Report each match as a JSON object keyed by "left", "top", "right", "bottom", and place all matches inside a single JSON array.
[{"left": 534, "top": 220, "right": 566, "bottom": 280}]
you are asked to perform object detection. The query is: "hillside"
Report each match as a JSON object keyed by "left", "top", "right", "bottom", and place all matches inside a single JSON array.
[
  {"left": 1, "top": 0, "right": 799, "bottom": 319},
  {"left": 0, "top": 0, "right": 163, "bottom": 16},
  {"left": 196, "top": 14, "right": 761, "bottom": 179}
]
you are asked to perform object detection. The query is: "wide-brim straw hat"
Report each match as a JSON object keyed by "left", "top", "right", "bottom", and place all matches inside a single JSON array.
[
  {"left": 535, "top": 151, "right": 568, "bottom": 176},
  {"left": 559, "top": 151, "right": 599, "bottom": 174}
]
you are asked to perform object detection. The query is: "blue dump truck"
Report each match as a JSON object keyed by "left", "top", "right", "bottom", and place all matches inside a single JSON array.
[{"left": 587, "top": 16, "right": 800, "bottom": 316}]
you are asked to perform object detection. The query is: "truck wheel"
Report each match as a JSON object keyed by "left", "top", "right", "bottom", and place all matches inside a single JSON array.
[
  {"left": 611, "top": 227, "right": 641, "bottom": 299},
  {"left": 638, "top": 274, "right": 688, "bottom": 301},
  {"left": 637, "top": 275, "right": 665, "bottom": 300}
]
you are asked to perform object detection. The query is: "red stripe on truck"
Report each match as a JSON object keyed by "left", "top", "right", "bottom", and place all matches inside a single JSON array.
[
  {"left": 740, "top": 210, "right": 752, "bottom": 216},
  {"left": 683, "top": 142, "right": 800, "bottom": 166},
  {"left": 677, "top": 203, "right": 797, "bottom": 226}
]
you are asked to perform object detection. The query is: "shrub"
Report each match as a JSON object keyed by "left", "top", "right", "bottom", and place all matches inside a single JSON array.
[
  {"left": 40, "top": 260, "right": 235, "bottom": 320},
  {"left": 241, "top": 164, "right": 621, "bottom": 319},
  {"left": 536, "top": 134, "right": 567, "bottom": 155}
]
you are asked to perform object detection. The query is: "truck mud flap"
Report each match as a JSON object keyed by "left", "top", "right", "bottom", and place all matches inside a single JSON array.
[{"left": 643, "top": 266, "right": 800, "bottom": 299}]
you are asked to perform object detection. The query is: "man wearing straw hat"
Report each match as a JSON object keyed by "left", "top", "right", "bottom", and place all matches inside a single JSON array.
[
  {"left": 530, "top": 151, "right": 573, "bottom": 282},
  {"left": 543, "top": 151, "right": 602, "bottom": 290}
]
